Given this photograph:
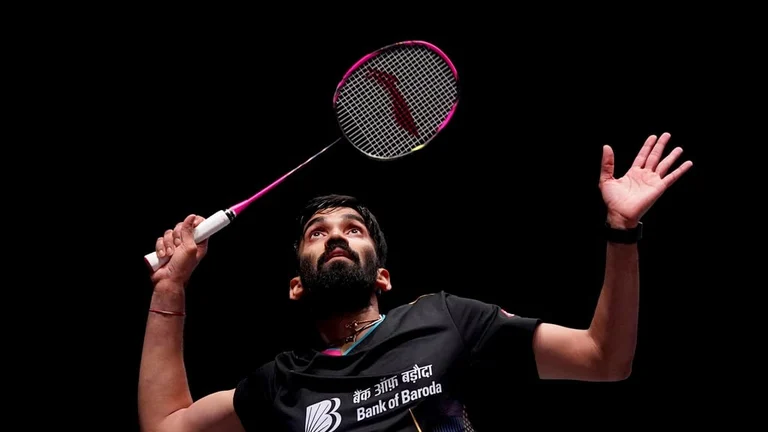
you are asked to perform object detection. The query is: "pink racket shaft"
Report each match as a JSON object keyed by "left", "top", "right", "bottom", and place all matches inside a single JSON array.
[
  {"left": 143, "top": 141, "right": 337, "bottom": 272},
  {"left": 145, "top": 40, "right": 458, "bottom": 272}
]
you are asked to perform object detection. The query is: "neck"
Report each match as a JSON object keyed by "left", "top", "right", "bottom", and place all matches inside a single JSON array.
[{"left": 316, "top": 297, "right": 381, "bottom": 350}]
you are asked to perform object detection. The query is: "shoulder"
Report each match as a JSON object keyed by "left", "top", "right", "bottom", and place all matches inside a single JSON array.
[
  {"left": 384, "top": 291, "right": 504, "bottom": 329},
  {"left": 233, "top": 360, "right": 279, "bottom": 429},
  {"left": 234, "top": 360, "right": 278, "bottom": 401},
  {"left": 407, "top": 292, "right": 442, "bottom": 305},
  {"left": 386, "top": 291, "right": 496, "bottom": 315},
  {"left": 385, "top": 291, "right": 453, "bottom": 318},
  {"left": 394, "top": 290, "right": 463, "bottom": 308},
  {"left": 408, "top": 291, "right": 499, "bottom": 317}
]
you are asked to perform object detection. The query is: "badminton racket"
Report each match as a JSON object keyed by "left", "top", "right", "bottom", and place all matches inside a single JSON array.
[{"left": 144, "top": 40, "right": 460, "bottom": 271}]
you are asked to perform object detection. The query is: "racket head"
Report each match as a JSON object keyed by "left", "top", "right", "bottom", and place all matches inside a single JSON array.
[{"left": 332, "top": 40, "right": 460, "bottom": 161}]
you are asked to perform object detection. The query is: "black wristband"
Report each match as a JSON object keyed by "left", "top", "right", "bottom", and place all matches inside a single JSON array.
[{"left": 605, "top": 221, "right": 643, "bottom": 244}]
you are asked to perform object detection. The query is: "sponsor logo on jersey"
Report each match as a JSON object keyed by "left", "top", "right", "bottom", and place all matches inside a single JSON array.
[{"left": 305, "top": 398, "right": 342, "bottom": 432}]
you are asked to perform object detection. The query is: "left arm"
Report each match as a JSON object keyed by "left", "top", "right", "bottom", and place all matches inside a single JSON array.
[
  {"left": 533, "top": 237, "right": 638, "bottom": 381},
  {"left": 532, "top": 132, "right": 692, "bottom": 382}
]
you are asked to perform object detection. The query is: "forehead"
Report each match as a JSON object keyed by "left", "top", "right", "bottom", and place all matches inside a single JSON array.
[{"left": 303, "top": 207, "right": 364, "bottom": 230}]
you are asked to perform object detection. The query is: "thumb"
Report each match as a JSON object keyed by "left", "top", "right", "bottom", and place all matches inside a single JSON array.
[
  {"left": 180, "top": 214, "right": 198, "bottom": 247},
  {"left": 599, "top": 145, "right": 614, "bottom": 184}
]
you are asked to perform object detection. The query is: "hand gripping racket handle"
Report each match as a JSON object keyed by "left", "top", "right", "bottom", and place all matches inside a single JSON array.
[{"left": 143, "top": 209, "right": 236, "bottom": 272}]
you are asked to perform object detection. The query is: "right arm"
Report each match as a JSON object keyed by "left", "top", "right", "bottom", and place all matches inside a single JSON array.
[{"left": 138, "top": 215, "right": 245, "bottom": 432}]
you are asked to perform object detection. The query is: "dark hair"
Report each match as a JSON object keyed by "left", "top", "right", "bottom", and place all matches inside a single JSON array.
[{"left": 293, "top": 194, "right": 388, "bottom": 268}]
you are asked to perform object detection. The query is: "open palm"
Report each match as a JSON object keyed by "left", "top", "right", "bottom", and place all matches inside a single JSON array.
[{"left": 599, "top": 133, "right": 693, "bottom": 228}]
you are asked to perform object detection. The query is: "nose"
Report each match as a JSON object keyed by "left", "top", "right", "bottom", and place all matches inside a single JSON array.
[
  {"left": 326, "top": 224, "right": 348, "bottom": 240},
  {"left": 325, "top": 232, "right": 346, "bottom": 247}
]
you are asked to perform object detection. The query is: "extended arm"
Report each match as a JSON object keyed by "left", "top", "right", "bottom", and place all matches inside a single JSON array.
[
  {"left": 532, "top": 133, "right": 691, "bottom": 382},
  {"left": 533, "top": 239, "right": 638, "bottom": 381},
  {"left": 138, "top": 216, "right": 245, "bottom": 432},
  {"left": 139, "top": 284, "right": 244, "bottom": 432}
]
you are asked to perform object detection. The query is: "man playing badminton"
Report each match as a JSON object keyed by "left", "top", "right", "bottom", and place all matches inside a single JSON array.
[{"left": 138, "top": 133, "right": 692, "bottom": 431}]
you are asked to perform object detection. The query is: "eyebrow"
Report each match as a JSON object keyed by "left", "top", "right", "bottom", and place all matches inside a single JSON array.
[{"left": 303, "top": 213, "right": 366, "bottom": 235}]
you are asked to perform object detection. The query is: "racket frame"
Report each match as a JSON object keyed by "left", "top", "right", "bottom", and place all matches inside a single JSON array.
[{"left": 332, "top": 40, "right": 460, "bottom": 161}]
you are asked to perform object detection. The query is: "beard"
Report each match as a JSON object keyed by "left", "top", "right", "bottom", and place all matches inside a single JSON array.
[{"left": 297, "top": 239, "right": 379, "bottom": 321}]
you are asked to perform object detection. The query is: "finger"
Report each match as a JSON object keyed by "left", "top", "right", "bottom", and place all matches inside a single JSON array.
[
  {"left": 662, "top": 160, "right": 693, "bottom": 188},
  {"left": 632, "top": 135, "right": 657, "bottom": 168},
  {"left": 163, "top": 229, "right": 174, "bottom": 256},
  {"left": 599, "top": 145, "right": 615, "bottom": 184},
  {"left": 156, "top": 237, "right": 165, "bottom": 258},
  {"left": 656, "top": 147, "right": 683, "bottom": 177},
  {"left": 173, "top": 222, "right": 183, "bottom": 247},
  {"left": 180, "top": 214, "right": 199, "bottom": 248},
  {"left": 645, "top": 132, "right": 671, "bottom": 171}
]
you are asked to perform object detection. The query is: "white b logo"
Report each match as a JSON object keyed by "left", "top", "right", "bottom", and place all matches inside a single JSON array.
[{"left": 305, "top": 397, "right": 342, "bottom": 432}]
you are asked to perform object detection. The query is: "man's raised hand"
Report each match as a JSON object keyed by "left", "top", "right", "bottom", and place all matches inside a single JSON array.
[{"left": 150, "top": 214, "right": 209, "bottom": 288}]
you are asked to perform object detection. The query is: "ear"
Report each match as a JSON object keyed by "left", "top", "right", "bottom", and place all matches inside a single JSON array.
[
  {"left": 375, "top": 268, "right": 392, "bottom": 294},
  {"left": 289, "top": 276, "right": 304, "bottom": 301}
]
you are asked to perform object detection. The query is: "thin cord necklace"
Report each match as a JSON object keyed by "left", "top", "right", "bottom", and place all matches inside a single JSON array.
[{"left": 328, "top": 314, "right": 383, "bottom": 347}]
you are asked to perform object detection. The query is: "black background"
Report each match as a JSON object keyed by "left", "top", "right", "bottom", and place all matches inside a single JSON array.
[{"left": 29, "top": 14, "right": 749, "bottom": 430}]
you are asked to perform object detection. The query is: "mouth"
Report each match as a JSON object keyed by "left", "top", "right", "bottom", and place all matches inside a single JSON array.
[{"left": 326, "top": 247, "right": 352, "bottom": 261}]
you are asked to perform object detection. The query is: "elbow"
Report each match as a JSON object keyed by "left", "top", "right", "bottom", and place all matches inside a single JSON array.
[
  {"left": 593, "top": 343, "right": 633, "bottom": 381},
  {"left": 138, "top": 419, "right": 164, "bottom": 432},
  {"left": 599, "top": 357, "right": 633, "bottom": 381},
  {"left": 592, "top": 339, "right": 635, "bottom": 381},
  {"left": 139, "top": 411, "right": 185, "bottom": 432},
  {"left": 607, "top": 363, "right": 632, "bottom": 381}
]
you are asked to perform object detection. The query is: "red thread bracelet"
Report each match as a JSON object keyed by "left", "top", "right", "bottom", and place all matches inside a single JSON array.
[{"left": 149, "top": 308, "right": 185, "bottom": 316}]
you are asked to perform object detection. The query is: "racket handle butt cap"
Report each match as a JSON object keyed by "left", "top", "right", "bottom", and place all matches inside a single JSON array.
[{"left": 144, "top": 209, "right": 235, "bottom": 272}]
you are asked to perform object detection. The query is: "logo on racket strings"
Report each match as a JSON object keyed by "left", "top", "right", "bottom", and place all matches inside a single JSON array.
[{"left": 365, "top": 68, "right": 419, "bottom": 138}]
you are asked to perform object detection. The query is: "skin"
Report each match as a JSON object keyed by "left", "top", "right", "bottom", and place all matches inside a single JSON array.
[
  {"left": 533, "top": 133, "right": 692, "bottom": 381},
  {"left": 289, "top": 207, "right": 392, "bottom": 351},
  {"left": 137, "top": 132, "right": 692, "bottom": 431}
]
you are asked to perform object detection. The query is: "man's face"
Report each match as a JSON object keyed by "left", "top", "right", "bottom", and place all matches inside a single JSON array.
[{"left": 293, "top": 207, "right": 381, "bottom": 319}]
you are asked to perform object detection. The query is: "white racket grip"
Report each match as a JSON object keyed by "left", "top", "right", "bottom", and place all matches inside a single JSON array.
[{"left": 144, "top": 209, "right": 234, "bottom": 272}]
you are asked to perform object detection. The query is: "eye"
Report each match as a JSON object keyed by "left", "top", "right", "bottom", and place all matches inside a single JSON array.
[{"left": 349, "top": 228, "right": 362, "bottom": 234}]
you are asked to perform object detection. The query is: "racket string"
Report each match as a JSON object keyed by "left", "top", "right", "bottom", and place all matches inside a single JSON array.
[
  {"left": 352, "top": 47, "right": 449, "bottom": 156},
  {"left": 335, "top": 44, "right": 458, "bottom": 159}
]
